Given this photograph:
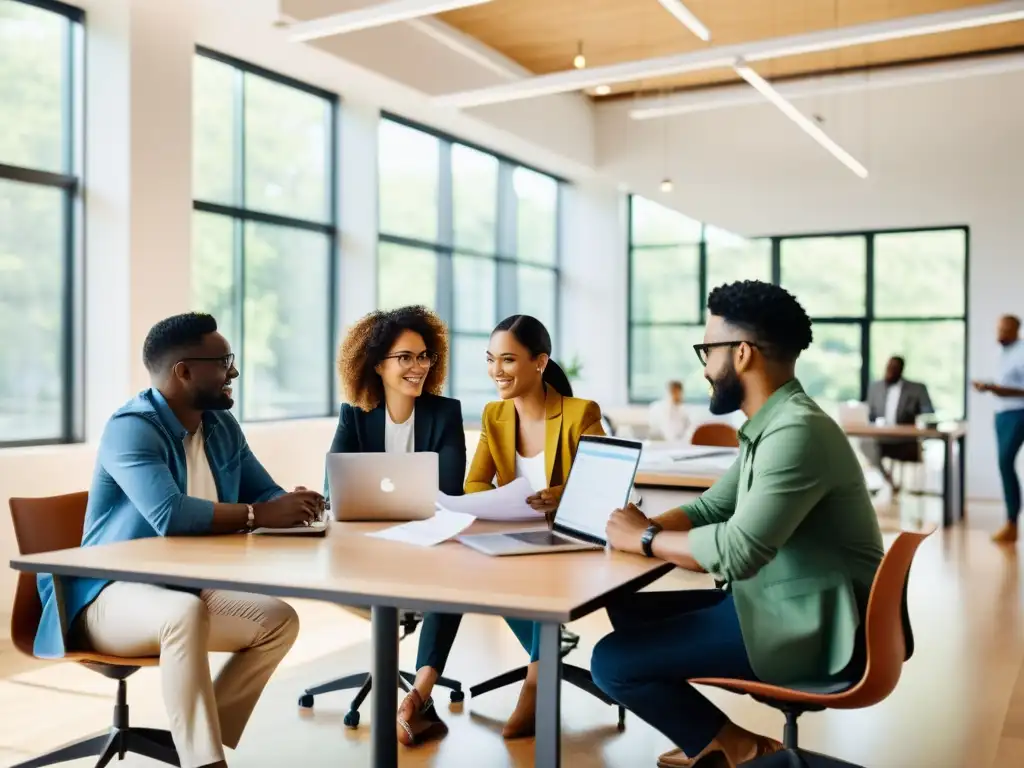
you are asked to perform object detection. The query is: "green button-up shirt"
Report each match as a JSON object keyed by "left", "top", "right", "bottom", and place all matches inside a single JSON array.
[{"left": 684, "top": 379, "right": 884, "bottom": 683}]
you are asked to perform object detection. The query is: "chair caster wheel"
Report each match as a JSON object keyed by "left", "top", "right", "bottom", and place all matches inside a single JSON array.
[
  {"left": 343, "top": 710, "right": 360, "bottom": 728},
  {"left": 450, "top": 689, "right": 465, "bottom": 703},
  {"left": 298, "top": 693, "right": 314, "bottom": 709}
]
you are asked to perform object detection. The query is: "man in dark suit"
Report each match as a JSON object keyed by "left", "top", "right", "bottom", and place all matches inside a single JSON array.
[{"left": 862, "top": 356, "right": 934, "bottom": 492}]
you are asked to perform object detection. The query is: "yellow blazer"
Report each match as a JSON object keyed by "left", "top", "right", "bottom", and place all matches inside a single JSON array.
[{"left": 465, "top": 388, "right": 605, "bottom": 494}]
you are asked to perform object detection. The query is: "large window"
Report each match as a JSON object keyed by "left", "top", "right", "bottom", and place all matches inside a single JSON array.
[
  {"left": 0, "top": 0, "right": 82, "bottom": 446},
  {"left": 628, "top": 196, "right": 968, "bottom": 419},
  {"left": 191, "top": 49, "right": 338, "bottom": 422},
  {"left": 377, "top": 117, "right": 561, "bottom": 417}
]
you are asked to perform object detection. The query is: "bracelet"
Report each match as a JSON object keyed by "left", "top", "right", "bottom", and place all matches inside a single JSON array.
[{"left": 640, "top": 522, "right": 663, "bottom": 558}]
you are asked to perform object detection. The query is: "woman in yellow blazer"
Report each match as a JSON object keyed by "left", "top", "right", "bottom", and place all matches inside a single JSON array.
[{"left": 396, "top": 315, "right": 605, "bottom": 747}]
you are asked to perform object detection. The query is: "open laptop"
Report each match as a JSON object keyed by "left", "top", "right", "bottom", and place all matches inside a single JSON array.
[
  {"left": 326, "top": 452, "right": 438, "bottom": 522},
  {"left": 457, "top": 436, "right": 643, "bottom": 556}
]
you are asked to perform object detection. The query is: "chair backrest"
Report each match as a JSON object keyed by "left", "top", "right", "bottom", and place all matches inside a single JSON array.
[
  {"left": 9, "top": 492, "right": 89, "bottom": 656},
  {"left": 848, "top": 528, "right": 932, "bottom": 707},
  {"left": 600, "top": 414, "right": 616, "bottom": 436},
  {"left": 691, "top": 422, "right": 739, "bottom": 448}
]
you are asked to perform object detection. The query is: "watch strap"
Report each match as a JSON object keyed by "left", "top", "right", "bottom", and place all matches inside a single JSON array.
[{"left": 641, "top": 522, "right": 662, "bottom": 558}]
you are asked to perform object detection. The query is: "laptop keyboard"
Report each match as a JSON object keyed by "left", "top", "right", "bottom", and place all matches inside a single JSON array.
[{"left": 507, "top": 530, "right": 577, "bottom": 547}]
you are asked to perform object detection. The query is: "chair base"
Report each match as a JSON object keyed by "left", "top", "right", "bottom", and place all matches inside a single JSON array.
[
  {"left": 298, "top": 670, "right": 464, "bottom": 729},
  {"left": 470, "top": 662, "right": 626, "bottom": 730},
  {"left": 741, "top": 747, "right": 864, "bottom": 768}
]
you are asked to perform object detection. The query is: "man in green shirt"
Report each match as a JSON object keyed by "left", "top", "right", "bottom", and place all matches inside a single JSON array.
[{"left": 592, "top": 280, "right": 884, "bottom": 768}]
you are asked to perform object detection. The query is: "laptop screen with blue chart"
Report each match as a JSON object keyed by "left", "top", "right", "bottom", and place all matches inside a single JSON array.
[{"left": 554, "top": 436, "right": 643, "bottom": 545}]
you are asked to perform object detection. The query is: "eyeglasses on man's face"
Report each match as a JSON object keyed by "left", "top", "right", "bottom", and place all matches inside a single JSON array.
[
  {"left": 692, "top": 342, "right": 758, "bottom": 367},
  {"left": 179, "top": 353, "right": 236, "bottom": 371},
  {"left": 383, "top": 351, "right": 439, "bottom": 370}
]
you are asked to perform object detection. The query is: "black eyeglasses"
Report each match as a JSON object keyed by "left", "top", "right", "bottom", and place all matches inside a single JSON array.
[
  {"left": 382, "top": 351, "right": 439, "bottom": 370},
  {"left": 693, "top": 342, "right": 758, "bottom": 367},
  {"left": 179, "top": 353, "right": 235, "bottom": 370}
]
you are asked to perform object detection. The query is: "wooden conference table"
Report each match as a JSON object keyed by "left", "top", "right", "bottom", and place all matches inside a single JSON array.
[
  {"left": 634, "top": 421, "right": 967, "bottom": 528},
  {"left": 10, "top": 520, "right": 675, "bottom": 768}
]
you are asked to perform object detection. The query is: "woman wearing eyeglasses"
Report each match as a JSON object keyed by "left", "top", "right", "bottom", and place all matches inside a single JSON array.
[{"left": 327, "top": 305, "right": 465, "bottom": 494}]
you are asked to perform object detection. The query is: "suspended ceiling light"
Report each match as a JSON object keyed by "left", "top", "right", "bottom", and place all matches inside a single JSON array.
[
  {"left": 573, "top": 41, "right": 586, "bottom": 69},
  {"left": 656, "top": 0, "right": 711, "bottom": 42},
  {"left": 594, "top": 84, "right": 611, "bottom": 96},
  {"left": 660, "top": 178, "right": 674, "bottom": 193},
  {"left": 733, "top": 59, "right": 868, "bottom": 179}
]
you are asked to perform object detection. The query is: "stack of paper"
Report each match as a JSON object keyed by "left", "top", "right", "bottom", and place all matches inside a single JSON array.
[
  {"left": 437, "top": 477, "right": 546, "bottom": 522},
  {"left": 366, "top": 510, "right": 476, "bottom": 547}
]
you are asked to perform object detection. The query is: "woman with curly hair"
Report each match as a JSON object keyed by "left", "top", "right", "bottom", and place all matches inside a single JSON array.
[
  {"left": 328, "top": 305, "right": 465, "bottom": 496},
  {"left": 400, "top": 314, "right": 606, "bottom": 746}
]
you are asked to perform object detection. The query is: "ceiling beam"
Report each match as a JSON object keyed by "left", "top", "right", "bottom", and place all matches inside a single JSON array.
[
  {"left": 432, "top": 0, "right": 1024, "bottom": 108},
  {"left": 627, "top": 49, "right": 1024, "bottom": 119},
  {"left": 656, "top": 0, "right": 711, "bottom": 42},
  {"left": 287, "top": 0, "right": 494, "bottom": 43}
]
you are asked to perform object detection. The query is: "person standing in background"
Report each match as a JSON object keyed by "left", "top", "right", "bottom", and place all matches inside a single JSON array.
[
  {"left": 974, "top": 314, "right": 1024, "bottom": 544},
  {"left": 648, "top": 380, "right": 690, "bottom": 441}
]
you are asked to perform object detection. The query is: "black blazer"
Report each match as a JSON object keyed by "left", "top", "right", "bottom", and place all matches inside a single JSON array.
[{"left": 327, "top": 393, "right": 466, "bottom": 498}]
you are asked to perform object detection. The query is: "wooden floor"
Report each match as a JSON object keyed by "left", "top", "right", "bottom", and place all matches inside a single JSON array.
[{"left": 1, "top": 499, "right": 1022, "bottom": 768}]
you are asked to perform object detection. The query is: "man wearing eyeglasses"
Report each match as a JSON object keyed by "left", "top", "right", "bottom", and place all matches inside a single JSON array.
[
  {"left": 34, "top": 312, "right": 324, "bottom": 768},
  {"left": 594, "top": 281, "right": 887, "bottom": 768}
]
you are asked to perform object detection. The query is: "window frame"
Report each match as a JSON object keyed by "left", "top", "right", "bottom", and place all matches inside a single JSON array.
[
  {"left": 626, "top": 196, "right": 970, "bottom": 418},
  {"left": 376, "top": 113, "right": 564, "bottom": 407},
  {"left": 0, "top": 0, "right": 85, "bottom": 448},
  {"left": 192, "top": 47, "right": 339, "bottom": 423}
]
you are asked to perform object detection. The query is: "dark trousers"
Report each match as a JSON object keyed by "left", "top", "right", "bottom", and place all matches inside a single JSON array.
[
  {"left": 590, "top": 589, "right": 757, "bottom": 758},
  {"left": 996, "top": 408, "right": 1024, "bottom": 523},
  {"left": 415, "top": 613, "right": 539, "bottom": 673}
]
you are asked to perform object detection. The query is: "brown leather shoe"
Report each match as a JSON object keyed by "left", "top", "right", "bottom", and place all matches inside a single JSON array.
[
  {"left": 657, "top": 724, "right": 783, "bottom": 768},
  {"left": 396, "top": 690, "right": 448, "bottom": 747},
  {"left": 502, "top": 680, "right": 537, "bottom": 739},
  {"left": 992, "top": 522, "right": 1019, "bottom": 544}
]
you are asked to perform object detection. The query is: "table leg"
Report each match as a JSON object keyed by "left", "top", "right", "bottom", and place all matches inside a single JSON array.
[
  {"left": 957, "top": 434, "right": 967, "bottom": 521},
  {"left": 370, "top": 606, "right": 399, "bottom": 768},
  {"left": 941, "top": 436, "right": 964, "bottom": 528},
  {"left": 535, "top": 621, "right": 562, "bottom": 768}
]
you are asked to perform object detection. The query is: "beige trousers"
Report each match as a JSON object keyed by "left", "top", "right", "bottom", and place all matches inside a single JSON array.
[{"left": 75, "top": 582, "right": 299, "bottom": 768}]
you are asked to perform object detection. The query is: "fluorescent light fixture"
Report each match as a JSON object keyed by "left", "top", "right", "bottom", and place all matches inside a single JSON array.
[
  {"left": 288, "top": 0, "right": 494, "bottom": 43},
  {"left": 629, "top": 50, "right": 1024, "bottom": 119},
  {"left": 657, "top": 0, "right": 711, "bottom": 42},
  {"left": 733, "top": 60, "right": 868, "bottom": 179},
  {"left": 433, "top": 1, "right": 1024, "bottom": 107}
]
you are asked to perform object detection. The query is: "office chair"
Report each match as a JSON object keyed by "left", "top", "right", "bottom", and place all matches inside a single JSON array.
[
  {"left": 469, "top": 626, "right": 626, "bottom": 729},
  {"left": 691, "top": 422, "right": 739, "bottom": 447},
  {"left": 297, "top": 609, "right": 463, "bottom": 728},
  {"left": 9, "top": 492, "right": 179, "bottom": 768},
  {"left": 689, "top": 529, "right": 930, "bottom": 767}
]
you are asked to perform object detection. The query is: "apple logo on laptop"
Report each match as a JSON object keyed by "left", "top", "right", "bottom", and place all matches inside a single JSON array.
[{"left": 380, "top": 477, "right": 396, "bottom": 494}]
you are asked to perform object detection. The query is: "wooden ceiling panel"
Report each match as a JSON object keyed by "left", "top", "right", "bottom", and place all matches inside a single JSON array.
[
  {"left": 438, "top": 0, "right": 1022, "bottom": 95},
  {"left": 603, "top": 20, "right": 1024, "bottom": 97}
]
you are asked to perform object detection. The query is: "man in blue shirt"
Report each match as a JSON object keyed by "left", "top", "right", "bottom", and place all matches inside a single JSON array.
[
  {"left": 35, "top": 313, "right": 324, "bottom": 768},
  {"left": 974, "top": 314, "right": 1024, "bottom": 544}
]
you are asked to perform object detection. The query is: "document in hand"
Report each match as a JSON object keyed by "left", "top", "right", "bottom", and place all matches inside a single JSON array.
[
  {"left": 366, "top": 510, "right": 476, "bottom": 547},
  {"left": 436, "top": 477, "right": 546, "bottom": 522}
]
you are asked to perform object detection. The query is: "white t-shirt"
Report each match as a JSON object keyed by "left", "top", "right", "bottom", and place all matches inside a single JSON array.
[
  {"left": 183, "top": 424, "right": 219, "bottom": 502},
  {"left": 515, "top": 451, "right": 547, "bottom": 493},
  {"left": 648, "top": 398, "right": 691, "bottom": 441},
  {"left": 883, "top": 382, "right": 903, "bottom": 425},
  {"left": 997, "top": 340, "right": 1024, "bottom": 413},
  {"left": 385, "top": 406, "right": 415, "bottom": 454}
]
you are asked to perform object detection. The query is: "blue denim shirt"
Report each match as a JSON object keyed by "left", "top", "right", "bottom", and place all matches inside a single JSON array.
[{"left": 34, "top": 389, "right": 285, "bottom": 658}]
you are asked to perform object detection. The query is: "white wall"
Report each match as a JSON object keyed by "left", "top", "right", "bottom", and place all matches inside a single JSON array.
[{"left": 594, "top": 68, "right": 1024, "bottom": 499}]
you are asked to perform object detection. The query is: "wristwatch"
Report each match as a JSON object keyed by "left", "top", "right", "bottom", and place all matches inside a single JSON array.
[
  {"left": 245, "top": 504, "right": 255, "bottom": 532},
  {"left": 640, "top": 522, "right": 663, "bottom": 558}
]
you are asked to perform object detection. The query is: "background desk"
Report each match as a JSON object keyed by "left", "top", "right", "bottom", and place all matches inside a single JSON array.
[
  {"left": 842, "top": 422, "right": 966, "bottom": 527},
  {"left": 11, "top": 521, "right": 673, "bottom": 768}
]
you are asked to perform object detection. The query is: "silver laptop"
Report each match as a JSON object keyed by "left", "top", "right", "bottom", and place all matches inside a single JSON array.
[
  {"left": 326, "top": 453, "right": 438, "bottom": 522},
  {"left": 458, "top": 436, "right": 643, "bottom": 556}
]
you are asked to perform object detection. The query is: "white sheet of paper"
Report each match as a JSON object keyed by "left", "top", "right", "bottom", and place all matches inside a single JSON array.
[
  {"left": 366, "top": 510, "right": 476, "bottom": 547},
  {"left": 436, "top": 477, "right": 545, "bottom": 522}
]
